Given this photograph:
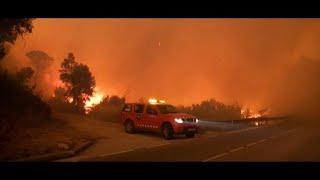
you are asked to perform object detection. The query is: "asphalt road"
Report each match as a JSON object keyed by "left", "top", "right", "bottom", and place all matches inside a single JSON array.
[{"left": 81, "top": 122, "right": 320, "bottom": 161}]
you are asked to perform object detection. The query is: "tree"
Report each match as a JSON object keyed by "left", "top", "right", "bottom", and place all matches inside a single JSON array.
[
  {"left": 0, "top": 19, "right": 34, "bottom": 60},
  {"left": 26, "top": 50, "right": 53, "bottom": 79},
  {"left": 242, "top": 108, "right": 251, "bottom": 119},
  {"left": 59, "top": 53, "right": 96, "bottom": 114},
  {"left": 258, "top": 108, "right": 269, "bottom": 117},
  {"left": 177, "top": 98, "right": 242, "bottom": 120},
  {"left": 16, "top": 67, "right": 34, "bottom": 88},
  {"left": 26, "top": 50, "right": 54, "bottom": 98},
  {"left": 108, "top": 95, "right": 125, "bottom": 106}
]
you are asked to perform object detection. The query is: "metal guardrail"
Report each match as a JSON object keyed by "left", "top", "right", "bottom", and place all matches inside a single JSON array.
[
  {"left": 198, "top": 116, "right": 289, "bottom": 132},
  {"left": 214, "top": 116, "right": 289, "bottom": 123}
]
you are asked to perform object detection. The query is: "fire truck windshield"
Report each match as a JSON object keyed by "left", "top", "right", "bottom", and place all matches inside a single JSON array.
[{"left": 156, "top": 104, "right": 178, "bottom": 114}]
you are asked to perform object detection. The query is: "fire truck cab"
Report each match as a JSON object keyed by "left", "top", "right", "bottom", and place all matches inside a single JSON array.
[{"left": 120, "top": 99, "right": 199, "bottom": 139}]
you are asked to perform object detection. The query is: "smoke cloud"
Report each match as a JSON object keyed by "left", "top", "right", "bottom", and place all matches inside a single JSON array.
[{"left": 2, "top": 18, "right": 320, "bottom": 120}]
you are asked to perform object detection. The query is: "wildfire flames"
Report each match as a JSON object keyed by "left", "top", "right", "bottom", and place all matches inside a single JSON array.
[
  {"left": 84, "top": 90, "right": 104, "bottom": 113},
  {"left": 67, "top": 97, "right": 73, "bottom": 103},
  {"left": 64, "top": 89, "right": 104, "bottom": 114},
  {"left": 248, "top": 113, "right": 262, "bottom": 118},
  {"left": 241, "top": 108, "right": 263, "bottom": 119}
]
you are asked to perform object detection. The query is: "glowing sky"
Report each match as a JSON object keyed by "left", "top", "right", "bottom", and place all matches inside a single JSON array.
[{"left": 5, "top": 18, "right": 320, "bottom": 115}]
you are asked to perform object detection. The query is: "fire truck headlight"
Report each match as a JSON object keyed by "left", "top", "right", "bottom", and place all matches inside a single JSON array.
[
  {"left": 174, "top": 118, "right": 183, "bottom": 123},
  {"left": 195, "top": 119, "right": 199, "bottom": 123}
]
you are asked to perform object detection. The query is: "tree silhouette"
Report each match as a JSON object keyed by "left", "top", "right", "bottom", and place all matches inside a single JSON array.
[
  {"left": 88, "top": 95, "right": 126, "bottom": 122},
  {"left": 26, "top": 50, "right": 54, "bottom": 97},
  {"left": 242, "top": 108, "right": 251, "bottom": 119},
  {"left": 108, "top": 95, "right": 125, "bottom": 106},
  {"left": 16, "top": 67, "right": 34, "bottom": 88},
  {"left": 177, "top": 98, "right": 242, "bottom": 120},
  {"left": 26, "top": 50, "right": 53, "bottom": 79},
  {"left": 0, "top": 19, "right": 34, "bottom": 60},
  {"left": 59, "top": 53, "right": 96, "bottom": 114}
]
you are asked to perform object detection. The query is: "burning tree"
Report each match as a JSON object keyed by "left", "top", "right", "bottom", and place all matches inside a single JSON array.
[
  {"left": 241, "top": 108, "right": 251, "bottom": 119},
  {"left": 59, "top": 53, "right": 96, "bottom": 114}
]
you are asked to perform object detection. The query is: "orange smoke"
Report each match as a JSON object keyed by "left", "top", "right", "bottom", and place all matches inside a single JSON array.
[{"left": 5, "top": 18, "right": 320, "bottom": 119}]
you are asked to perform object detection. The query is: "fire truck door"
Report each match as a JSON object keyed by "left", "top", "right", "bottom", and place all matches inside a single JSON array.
[
  {"left": 133, "top": 104, "right": 145, "bottom": 129},
  {"left": 145, "top": 105, "right": 159, "bottom": 131}
]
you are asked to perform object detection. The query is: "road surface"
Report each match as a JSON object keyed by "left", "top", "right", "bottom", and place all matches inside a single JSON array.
[{"left": 74, "top": 121, "right": 320, "bottom": 161}]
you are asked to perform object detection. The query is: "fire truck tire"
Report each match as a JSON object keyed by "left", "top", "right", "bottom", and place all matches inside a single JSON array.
[
  {"left": 124, "top": 120, "right": 135, "bottom": 134},
  {"left": 161, "top": 123, "right": 174, "bottom": 140},
  {"left": 186, "top": 132, "right": 195, "bottom": 138}
]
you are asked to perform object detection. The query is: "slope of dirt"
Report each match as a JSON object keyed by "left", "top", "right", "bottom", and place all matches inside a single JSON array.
[{"left": 0, "top": 114, "right": 95, "bottom": 161}]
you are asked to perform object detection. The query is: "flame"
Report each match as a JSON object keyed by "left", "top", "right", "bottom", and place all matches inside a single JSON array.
[
  {"left": 249, "top": 113, "right": 262, "bottom": 118},
  {"left": 241, "top": 108, "right": 263, "bottom": 119},
  {"left": 67, "top": 97, "right": 73, "bottom": 103},
  {"left": 84, "top": 89, "right": 104, "bottom": 113}
]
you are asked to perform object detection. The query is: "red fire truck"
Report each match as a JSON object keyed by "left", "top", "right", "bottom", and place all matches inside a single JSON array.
[{"left": 120, "top": 99, "right": 199, "bottom": 139}]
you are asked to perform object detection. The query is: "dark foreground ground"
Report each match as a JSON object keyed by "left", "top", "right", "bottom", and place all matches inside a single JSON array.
[{"left": 83, "top": 121, "right": 320, "bottom": 161}]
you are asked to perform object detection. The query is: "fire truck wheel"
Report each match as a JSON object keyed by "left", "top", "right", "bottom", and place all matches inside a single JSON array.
[
  {"left": 124, "top": 120, "right": 135, "bottom": 134},
  {"left": 162, "top": 123, "right": 173, "bottom": 140},
  {"left": 186, "top": 132, "right": 195, "bottom": 138}
]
